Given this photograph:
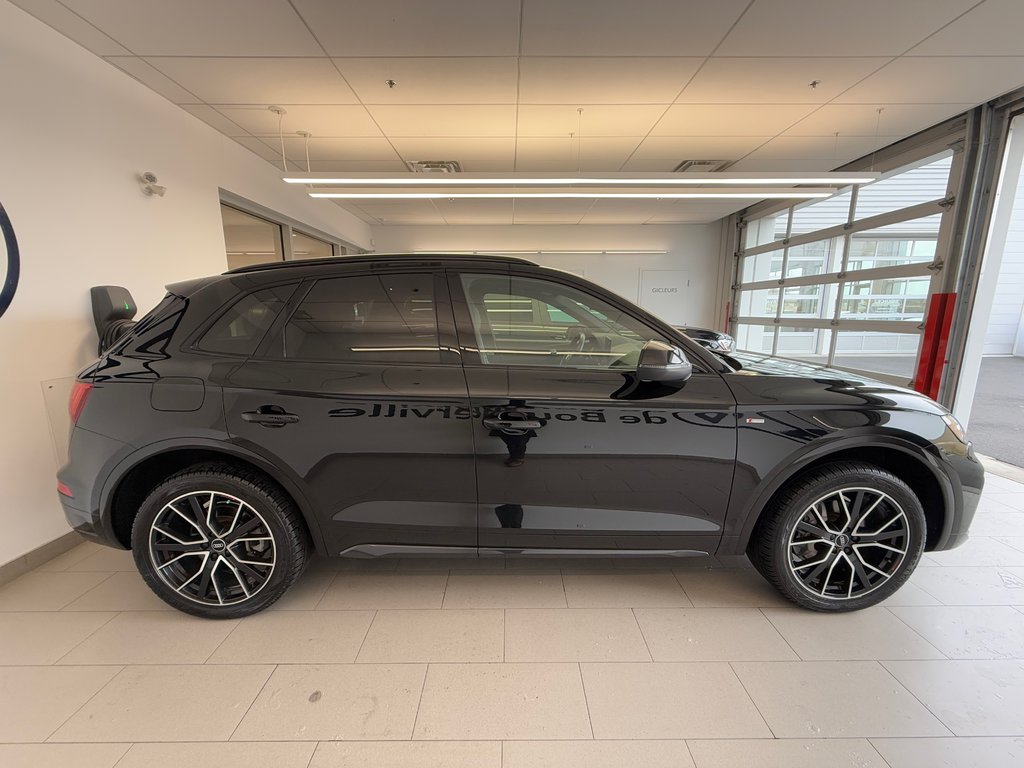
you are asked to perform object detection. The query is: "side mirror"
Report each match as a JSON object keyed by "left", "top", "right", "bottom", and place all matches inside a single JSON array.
[{"left": 637, "top": 340, "right": 693, "bottom": 383}]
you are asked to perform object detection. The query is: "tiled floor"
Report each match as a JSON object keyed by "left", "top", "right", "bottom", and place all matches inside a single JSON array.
[{"left": 3, "top": 471, "right": 1024, "bottom": 766}]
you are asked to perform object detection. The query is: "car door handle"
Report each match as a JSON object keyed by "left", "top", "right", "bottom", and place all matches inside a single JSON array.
[
  {"left": 241, "top": 409, "right": 300, "bottom": 427},
  {"left": 483, "top": 417, "right": 544, "bottom": 431}
]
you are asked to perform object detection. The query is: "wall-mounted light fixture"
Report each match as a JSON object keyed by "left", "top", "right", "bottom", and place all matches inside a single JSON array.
[{"left": 139, "top": 172, "right": 166, "bottom": 197}]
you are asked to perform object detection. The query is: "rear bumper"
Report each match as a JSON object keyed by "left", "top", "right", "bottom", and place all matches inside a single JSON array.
[{"left": 56, "top": 426, "right": 133, "bottom": 549}]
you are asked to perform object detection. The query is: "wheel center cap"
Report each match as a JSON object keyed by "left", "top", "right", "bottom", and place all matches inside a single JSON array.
[
  {"left": 210, "top": 539, "right": 226, "bottom": 553},
  {"left": 834, "top": 533, "right": 851, "bottom": 548}
]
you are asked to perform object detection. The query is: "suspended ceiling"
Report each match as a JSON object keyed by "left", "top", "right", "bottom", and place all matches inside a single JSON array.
[{"left": 12, "top": 0, "right": 1024, "bottom": 225}]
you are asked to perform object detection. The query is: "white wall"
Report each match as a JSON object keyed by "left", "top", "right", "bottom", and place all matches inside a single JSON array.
[
  {"left": 0, "top": 1, "right": 370, "bottom": 566},
  {"left": 370, "top": 224, "right": 727, "bottom": 328},
  {"left": 983, "top": 156, "right": 1024, "bottom": 356}
]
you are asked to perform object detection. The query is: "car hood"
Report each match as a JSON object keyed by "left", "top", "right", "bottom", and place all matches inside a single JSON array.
[{"left": 722, "top": 351, "right": 945, "bottom": 415}]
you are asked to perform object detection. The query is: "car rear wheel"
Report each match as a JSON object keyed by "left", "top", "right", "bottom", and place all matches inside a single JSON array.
[
  {"left": 748, "top": 461, "right": 926, "bottom": 611},
  {"left": 131, "top": 463, "right": 309, "bottom": 618}
]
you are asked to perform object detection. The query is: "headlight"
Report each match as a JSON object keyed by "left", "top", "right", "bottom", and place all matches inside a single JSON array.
[{"left": 941, "top": 413, "right": 968, "bottom": 443}]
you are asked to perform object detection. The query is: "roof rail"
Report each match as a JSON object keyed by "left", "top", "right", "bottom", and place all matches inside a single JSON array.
[{"left": 224, "top": 252, "right": 535, "bottom": 275}]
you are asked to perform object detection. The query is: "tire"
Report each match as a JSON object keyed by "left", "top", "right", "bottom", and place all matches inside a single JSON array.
[
  {"left": 131, "top": 463, "right": 309, "bottom": 619},
  {"left": 748, "top": 461, "right": 926, "bottom": 612}
]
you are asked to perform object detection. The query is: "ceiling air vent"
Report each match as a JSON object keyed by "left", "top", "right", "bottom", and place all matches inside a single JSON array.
[
  {"left": 406, "top": 160, "right": 463, "bottom": 173},
  {"left": 673, "top": 159, "right": 734, "bottom": 173}
]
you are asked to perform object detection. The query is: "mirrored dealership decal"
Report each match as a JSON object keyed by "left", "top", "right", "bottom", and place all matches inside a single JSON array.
[{"left": 0, "top": 202, "right": 19, "bottom": 320}]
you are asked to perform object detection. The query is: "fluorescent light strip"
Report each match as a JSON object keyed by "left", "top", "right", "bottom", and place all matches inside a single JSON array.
[
  {"left": 411, "top": 250, "right": 669, "bottom": 255},
  {"left": 285, "top": 174, "right": 878, "bottom": 186},
  {"left": 310, "top": 191, "right": 831, "bottom": 199}
]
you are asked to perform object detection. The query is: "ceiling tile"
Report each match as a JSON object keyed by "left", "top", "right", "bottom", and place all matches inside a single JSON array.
[
  {"left": 144, "top": 57, "right": 358, "bottom": 104},
  {"left": 909, "top": 0, "right": 1024, "bottom": 56},
  {"left": 213, "top": 105, "right": 382, "bottom": 137},
  {"left": 651, "top": 104, "right": 816, "bottom": 136},
  {"left": 677, "top": 57, "right": 889, "bottom": 103},
  {"left": 622, "top": 136, "right": 772, "bottom": 171},
  {"left": 352, "top": 200, "right": 448, "bottom": 225},
  {"left": 716, "top": 0, "right": 976, "bottom": 56},
  {"left": 335, "top": 58, "right": 518, "bottom": 105},
  {"left": 513, "top": 199, "right": 595, "bottom": 224},
  {"left": 180, "top": 104, "right": 250, "bottom": 136},
  {"left": 312, "top": 160, "right": 409, "bottom": 172},
  {"left": 749, "top": 135, "right": 901, "bottom": 161},
  {"left": 515, "top": 137, "right": 643, "bottom": 171},
  {"left": 388, "top": 137, "right": 516, "bottom": 172},
  {"left": 835, "top": 57, "right": 1024, "bottom": 105},
  {"left": 783, "top": 103, "right": 971, "bottom": 137},
  {"left": 60, "top": 0, "right": 321, "bottom": 55},
  {"left": 292, "top": 0, "right": 521, "bottom": 56},
  {"left": 432, "top": 199, "right": 514, "bottom": 224},
  {"left": 104, "top": 56, "right": 199, "bottom": 102},
  {"left": 645, "top": 200, "right": 748, "bottom": 223},
  {"left": 519, "top": 58, "right": 703, "bottom": 104},
  {"left": 367, "top": 105, "right": 516, "bottom": 137},
  {"left": 578, "top": 199, "right": 674, "bottom": 224},
  {"left": 520, "top": 0, "right": 749, "bottom": 56},
  {"left": 261, "top": 136, "right": 400, "bottom": 166},
  {"left": 517, "top": 105, "right": 664, "bottom": 137},
  {"left": 728, "top": 157, "right": 840, "bottom": 172},
  {"left": 231, "top": 136, "right": 286, "bottom": 165},
  {"left": 8, "top": 0, "right": 129, "bottom": 55}
]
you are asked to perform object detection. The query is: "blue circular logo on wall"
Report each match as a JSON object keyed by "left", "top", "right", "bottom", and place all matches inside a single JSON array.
[{"left": 0, "top": 202, "right": 19, "bottom": 320}]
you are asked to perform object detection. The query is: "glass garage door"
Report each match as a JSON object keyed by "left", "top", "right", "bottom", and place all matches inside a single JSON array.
[{"left": 733, "top": 153, "right": 955, "bottom": 385}]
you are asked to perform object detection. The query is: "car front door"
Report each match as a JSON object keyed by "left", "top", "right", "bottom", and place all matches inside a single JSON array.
[
  {"left": 450, "top": 267, "right": 737, "bottom": 554},
  {"left": 222, "top": 269, "right": 477, "bottom": 557}
]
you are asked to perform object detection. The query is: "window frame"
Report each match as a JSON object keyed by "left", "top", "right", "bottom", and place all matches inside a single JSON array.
[
  {"left": 189, "top": 281, "right": 302, "bottom": 358},
  {"left": 448, "top": 266, "right": 711, "bottom": 374},
  {"left": 253, "top": 268, "right": 461, "bottom": 367}
]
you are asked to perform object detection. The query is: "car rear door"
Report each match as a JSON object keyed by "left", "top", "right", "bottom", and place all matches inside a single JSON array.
[
  {"left": 449, "top": 266, "right": 737, "bottom": 555},
  {"left": 221, "top": 267, "right": 478, "bottom": 557}
]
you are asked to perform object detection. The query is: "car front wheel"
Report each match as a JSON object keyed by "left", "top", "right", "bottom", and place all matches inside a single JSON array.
[
  {"left": 749, "top": 461, "right": 927, "bottom": 611},
  {"left": 131, "top": 463, "right": 309, "bottom": 618}
]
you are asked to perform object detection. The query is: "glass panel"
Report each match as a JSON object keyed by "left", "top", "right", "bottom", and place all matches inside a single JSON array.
[
  {"left": 738, "top": 287, "right": 780, "bottom": 318},
  {"left": 199, "top": 286, "right": 294, "bottom": 356},
  {"left": 775, "top": 327, "right": 832, "bottom": 364},
  {"left": 459, "top": 273, "right": 664, "bottom": 369},
  {"left": 831, "top": 331, "right": 922, "bottom": 379},
  {"left": 221, "top": 204, "right": 285, "bottom": 269},
  {"left": 743, "top": 211, "right": 787, "bottom": 249},
  {"left": 840, "top": 275, "right": 930, "bottom": 322},
  {"left": 283, "top": 273, "right": 440, "bottom": 364},
  {"left": 855, "top": 153, "right": 952, "bottom": 219},
  {"left": 790, "top": 190, "right": 852, "bottom": 235},
  {"left": 779, "top": 284, "right": 828, "bottom": 320},
  {"left": 784, "top": 239, "right": 837, "bottom": 279},
  {"left": 291, "top": 230, "right": 334, "bottom": 259},
  {"left": 735, "top": 323, "right": 775, "bottom": 354},
  {"left": 741, "top": 248, "right": 783, "bottom": 283},
  {"left": 846, "top": 216, "right": 940, "bottom": 271}
]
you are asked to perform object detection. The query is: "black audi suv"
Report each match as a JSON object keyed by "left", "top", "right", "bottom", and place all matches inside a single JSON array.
[{"left": 58, "top": 254, "right": 982, "bottom": 618}]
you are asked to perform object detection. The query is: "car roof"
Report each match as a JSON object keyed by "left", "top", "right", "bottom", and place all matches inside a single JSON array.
[{"left": 224, "top": 252, "right": 536, "bottom": 275}]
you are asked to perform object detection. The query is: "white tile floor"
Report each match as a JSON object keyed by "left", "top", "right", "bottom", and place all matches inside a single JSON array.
[{"left": 2, "top": 473, "right": 1024, "bottom": 766}]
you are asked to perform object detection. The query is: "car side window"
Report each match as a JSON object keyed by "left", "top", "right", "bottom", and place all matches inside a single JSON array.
[
  {"left": 459, "top": 273, "right": 666, "bottom": 369},
  {"left": 197, "top": 285, "right": 293, "bottom": 356},
  {"left": 282, "top": 272, "right": 441, "bottom": 364}
]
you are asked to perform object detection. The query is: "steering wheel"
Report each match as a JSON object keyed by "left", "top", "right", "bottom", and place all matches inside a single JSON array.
[{"left": 559, "top": 324, "right": 589, "bottom": 366}]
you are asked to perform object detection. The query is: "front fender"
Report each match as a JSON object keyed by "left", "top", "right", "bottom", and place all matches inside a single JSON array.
[{"left": 717, "top": 427, "right": 957, "bottom": 556}]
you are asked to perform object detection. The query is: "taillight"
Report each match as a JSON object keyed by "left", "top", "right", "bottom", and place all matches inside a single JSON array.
[{"left": 69, "top": 381, "right": 93, "bottom": 425}]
